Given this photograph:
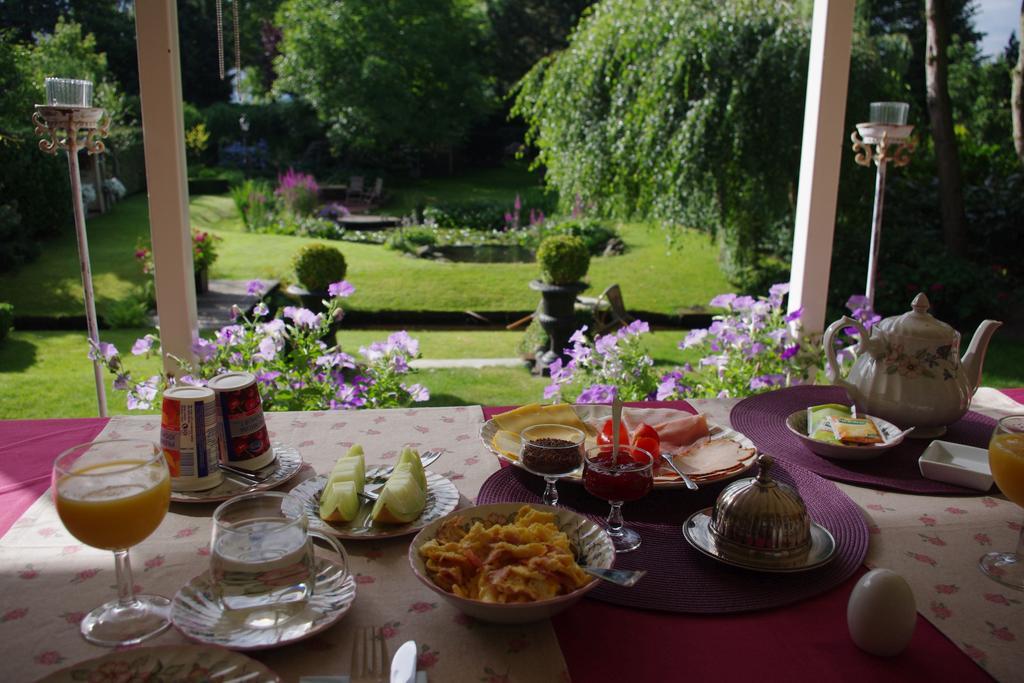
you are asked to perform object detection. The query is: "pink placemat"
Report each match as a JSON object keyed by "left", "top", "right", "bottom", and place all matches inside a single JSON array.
[
  {"left": 0, "top": 418, "right": 110, "bottom": 536},
  {"left": 476, "top": 460, "right": 868, "bottom": 614},
  {"left": 730, "top": 386, "right": 997, "bottom": 495}
]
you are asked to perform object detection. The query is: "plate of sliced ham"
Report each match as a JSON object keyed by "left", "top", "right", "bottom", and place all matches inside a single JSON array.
[{"left": 481, "top": 403, "right": 757, "bottom": 489}]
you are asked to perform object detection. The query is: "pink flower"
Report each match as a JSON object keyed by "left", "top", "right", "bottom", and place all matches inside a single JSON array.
[
  {"left": 867, "top": 524, "right": 881, "bottom": 535},
  {"left": 72, "top": 568, "right": 100, "bottom": 583},
  {"left": 507, "top": 636, "right": 529, "bottom": 653},
  {"left": 919, "top": 534, "right": 946, "bottom": 546},
  {"left": 907, "top": 551, "right": 937, "bottom": 566},
  {"left": 984, "top": 593, "right": 1020, "bottom": 606},
  {"left": 34, "top": 651, "right": 64, "bottom": 665},
  {"left": 982, "top": 498, "right": 999, "bottom": 508},
  {"left": 1009, "top": 521, "right": 1023, "bottom": 532},
  {"left": 962, "top": 643, "right": 987, "bottom": 663},
  {"left": 380, "top": 623, "right": 399, "bottom": 639},
  {"left": 355, "top": 574, "right": 376, "bottom": 585},
  {"left": 930, "top": 601, "right": 952, "bottom": 619},
  {"left": 865, "top": 504, "right": 886, "bottom": 512},
  {"left": 62, "top": 611, "right": 85, "bottom": 624},
  {"left": 144, "top": 555, "right": 165, "bottom": 570},
  {"left": 61, "top": 545, "right": 80, "bottom": 555},
  {"left": 919, "top": 515, "right": 937, "bottom": 526},
  {"left": 175, "top": 527, "right": 198, "bottom": 538},
  {"left": 408, "top": 602, "right": 435, "bottom": 614},
  {"left": 2, "top": 607, "right": 28, "bottom": 621},
  {"left": 37, "top": 528, "right": 57, "bottom": 537},
  {"left": 986, "top": 622, "right": 1015, "bottom": 642},
  {"left": 463, "top": 456, "right": 479, "bottom": 466},
  {"left": 974, "top": 533, "right": 992, "bottom": 546},
  {"left": 944, "top": 507, "right": 967, "bottom": 515},
  {"left": 934, "top": 584, "right": 958, "bottom": 594},
  {"left": 19, "top": 567, "right": 38, "bottom": 580},
  {"left": 364, "top": 550, "right": 384, "bottom": 561},
  {"left": 197, "top": 545, "right": 211, "bottom": 556},
  {"left": 417, "top": 650, "right": 439, "bottom": 669}
]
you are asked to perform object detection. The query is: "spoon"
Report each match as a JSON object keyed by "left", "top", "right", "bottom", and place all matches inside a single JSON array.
[
  {"left": 581, "top": 565, "right": 646, "bottom": 587},
  {"left": 659, "top": 452, "right": 699, "bottom": 490},
  {"left": 611, "top": 394, "right": 623, "bottom": 463}
]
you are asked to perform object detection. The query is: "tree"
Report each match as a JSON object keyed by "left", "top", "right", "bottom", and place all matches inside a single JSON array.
[
  {"left": 925, "top": 0, "right": 968, "bottom": 252},
  {"left": 1013, "top": 3, "right": 1023, "bottom": 166},
  {"left": 513, "top": 0, "right": 900, "bottom": 288},
  {"left": 273, "top": 0, "right": 495, "bottom": 160}
]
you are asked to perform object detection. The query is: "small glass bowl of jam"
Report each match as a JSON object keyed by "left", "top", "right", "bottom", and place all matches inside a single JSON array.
[{"left": 519, "top": 424, "right": 586, "bottom": 506}]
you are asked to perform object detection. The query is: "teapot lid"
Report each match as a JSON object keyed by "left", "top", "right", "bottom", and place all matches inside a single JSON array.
[{"left": 876, "top": 293, "right": 957, "bottom": 340}]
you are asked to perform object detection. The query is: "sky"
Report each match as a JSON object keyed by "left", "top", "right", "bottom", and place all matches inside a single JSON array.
[{"left": 975, "top": 0, "right": 1019, "bottom": 57}]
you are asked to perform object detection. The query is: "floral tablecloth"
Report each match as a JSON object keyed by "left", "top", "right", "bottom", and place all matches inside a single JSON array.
[{"left": 0, "top": 389, "right": 1021, "bottom": 682}]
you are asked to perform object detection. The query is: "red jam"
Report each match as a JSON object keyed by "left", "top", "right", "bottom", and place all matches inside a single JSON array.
[{"left": 583, "top": 452, "right": 653, "bottom": 502}]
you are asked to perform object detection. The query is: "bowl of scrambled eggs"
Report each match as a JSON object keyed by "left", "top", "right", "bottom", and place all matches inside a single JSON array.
[{"left": 409, "top": 503, "right": 614, "bottom": 623}]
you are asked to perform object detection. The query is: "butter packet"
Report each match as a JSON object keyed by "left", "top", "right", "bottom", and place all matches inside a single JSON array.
[
  {"left": 828, "top": 415, "right": 884, "bottom": 445},
  {"left": 807, "top": 404, "right": 852, "bottom": 443}
]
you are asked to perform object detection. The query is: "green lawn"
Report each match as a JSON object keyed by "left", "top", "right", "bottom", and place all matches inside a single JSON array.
[
  {"left": 3, "top": 328, "right": 1021, "bottom": 420},
  {"left": 0, "top": 168, "right": 730, "bottom": 319}
]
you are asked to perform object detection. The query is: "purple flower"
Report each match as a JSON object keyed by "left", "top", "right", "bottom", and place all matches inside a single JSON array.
[
  {"left": 681, "top": 328, "right": 708, "bottom": 350},
  {"left": 618, "top": 319, "right": 650, "bottom": 338},
  {"left": 178, "top": 375, "right": 207, "bottom": 386},
  {"left": 543, "top": 383, "right": 561, "bottom": 400},
  {"left": 89, "top": 341, "right": 119, "bottom": 362},
  {"left": 769, "top": 283, "right": 790, "bottom": 305},
  {"left": 404, "top": 383, "right": 429, "bottom": 402},
  {"left": 257, "top": 336, "right": 279, "bottom": 361},
  {"left": 246, "top": 280, "right": 266, "bottom": 297},
  {"left": 576, "top": 384, "right": 617, "bottom": 404},
  {"left": 784, "top": 307, "right": 803, "bottom": 323},
  {"left": 216, "top": 325, "right": 245, "bottom": 346},
  {"left": 113, "top": 373, "right": 130, "bottom": 391},
  {"left": 328, "top": 280, "right": 355, "bottom": 298},
  {"left": 749, "top": 374, "right": 786, "bottom": 391},
  {"left": 568, "top": 327, "right": 589, "bottom": 345},
  {"left": 126, "top": 375, "right": 160, "bottom": 410},
  {"left": 709, "top": 293, "right": 737, "bottom": 308},
  {"left": 780, "top": 344, "right": 800, "bottom": 361},
  {"left": 131, "top": 337, "right": 153, "bottom": 356},
  {"left": 732, "top": 296, "right": 756, "bottom": 311},
  {"left": 255, "top": 370, "right": 282, "bottom": 386},
  {"left": 283, "top": 306, "right": 323, "bottom": 329},
  {"left": 192, "top": 337, "right": 217, "bottom": 362},
  {"left": 594, "top": 334, "right": 619, "bottom": 356},
  {"left": 253, "top": 302, "right": 269, "bottom": 317}
]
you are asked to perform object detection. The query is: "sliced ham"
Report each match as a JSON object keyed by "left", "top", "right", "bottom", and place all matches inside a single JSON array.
[
  {"left": 652, "top": 413, "right": 709, "bottom": 451},
  {"left": 655, "top": 437, "right": 756, "bottom": 478}
]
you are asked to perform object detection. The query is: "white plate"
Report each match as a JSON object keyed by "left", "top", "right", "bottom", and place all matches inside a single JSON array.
[
  {"left": 918, "top": 440, "right": 994, "bottom": 491},
  {"left": 408, "top": 503, "right": 614, "bottom": 624},
  {"left": 283, "top": 471, "right": 461, "bottom": 540},
  {"left": 38, "top": 645, "right": 281, "bottom": 682},
  {"left": 480, "top": 404, "right": 756, "bottom": 488},
  {"left": 683, "top": 507, "right": 837, "bottom": 573},
  {"left": 171, "top": 556, "right": 355, "bottom": 651},
  {"left": 785, "top": 411, "right": 907, "bottom": 461},
  {"left": 171, "top": 443, "right": 303, "bottom": 504}
]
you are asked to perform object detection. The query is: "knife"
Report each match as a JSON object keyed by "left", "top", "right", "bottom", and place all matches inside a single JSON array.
[{"left": 390, "top": 640, "right": 417, "bottom": 683}]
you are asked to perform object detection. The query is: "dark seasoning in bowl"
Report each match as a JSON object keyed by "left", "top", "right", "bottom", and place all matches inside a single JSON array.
[{"left": 522, "top": 438, "right": 584, "bottom": 475}]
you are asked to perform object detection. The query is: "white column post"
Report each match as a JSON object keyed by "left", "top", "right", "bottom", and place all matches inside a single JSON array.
[
  {"left": 788, "top": 0, "right": 856, "bottom": 334},
  {"left": 135, "top": 0, "right": 197, "bottom": 374}
]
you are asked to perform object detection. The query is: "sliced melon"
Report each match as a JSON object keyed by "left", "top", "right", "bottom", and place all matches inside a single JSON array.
[
  {"left": 398, "top": 447, "right": 427, "bottom": 491},
  {"left": 370, "top": 464, "right": 427, "bottom": 524},
  {"left": 318, "top": 480, "right": 360, "bottom": 522}
]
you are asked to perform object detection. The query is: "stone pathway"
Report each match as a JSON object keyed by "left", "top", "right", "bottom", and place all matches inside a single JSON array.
[{"left": 152, "top": 279, "right": 278, "bottom": 331}]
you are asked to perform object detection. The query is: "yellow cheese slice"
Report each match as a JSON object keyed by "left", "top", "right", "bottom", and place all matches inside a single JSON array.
[{"left": 491, "top": 403, "right": 594, "bottom": 436}]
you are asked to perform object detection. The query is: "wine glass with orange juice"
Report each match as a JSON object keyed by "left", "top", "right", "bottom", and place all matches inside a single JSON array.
[
  {"left": 979, "top": 415, "right": 1024, "bottom": 590},
  {"left": 52, "top": 439, "right": 172, "bottom": 645}
]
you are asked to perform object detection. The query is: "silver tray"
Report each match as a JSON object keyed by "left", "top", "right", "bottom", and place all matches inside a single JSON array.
[
  {"left": 171, "top": 443, "right": 303, "bottom": 504},
  {"left": 682, "top": 507, "right": 837, "bottom": 573}
]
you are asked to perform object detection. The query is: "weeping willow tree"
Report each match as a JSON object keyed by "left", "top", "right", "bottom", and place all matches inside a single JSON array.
[{"left": 513, "top": 0, "right": 899, "bottom": 289}]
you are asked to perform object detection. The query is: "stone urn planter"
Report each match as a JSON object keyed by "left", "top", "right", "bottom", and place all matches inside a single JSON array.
[
  {"left": 530, "top": 279, "right": 588, "bottom": 373},
  {"left": 194, "top": 266, "right": 209, "bottom": 295}
]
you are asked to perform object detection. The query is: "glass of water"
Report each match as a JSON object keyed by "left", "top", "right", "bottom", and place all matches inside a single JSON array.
[{"left": 211, "top": 491, "right": 348, "bottom": 611}]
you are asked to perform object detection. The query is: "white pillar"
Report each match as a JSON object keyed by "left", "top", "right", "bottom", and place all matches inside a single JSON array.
[
  {"left": 788, "top": 0, "right": 856, "bottom": 334},
  {"left": 135, "top": 0, "right": 197, "bottom": 374}
]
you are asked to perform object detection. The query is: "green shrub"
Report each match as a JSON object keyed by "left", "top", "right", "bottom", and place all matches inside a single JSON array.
[
  {"left": 293, "top": 243, "right": 348, "bottom": 292},
  {"left": 387, "top": 227, "right": 437, "bottom": 253},
  {"left": 231, "top": 179, "right": 276, "bottom": 231},
  {"left": 0, "top": 201, "right": 37, "bottom": 272},
  {"left": 537, "top": 235, "right": 589, "bottom": 284},
  {"left": 541, "top": 218, "right": 618, "bottom": 255},
  {"left": 0, "top": 139, "right": 72, "bottom": 272},
  {"left": 423, "top": 200, "right": 507, "bottom": 230},
  {"left": 104, "top": 296, "right": 150, "bottom": 329},
  {"left": 0, "top": 302, "right": 12, "bottom": 341}
]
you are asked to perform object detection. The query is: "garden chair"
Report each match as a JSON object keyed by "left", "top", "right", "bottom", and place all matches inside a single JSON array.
[
  {"left": 364, "top": 177, "right": 384, "bottom": 207},
  {"left": 576, "top": 283, "right": 634, "bottom": 335},
  {"left": 345, "top": 176, "right": 365, "bottom": 203}
]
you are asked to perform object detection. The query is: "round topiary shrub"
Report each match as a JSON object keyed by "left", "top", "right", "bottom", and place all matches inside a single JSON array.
[
  {"left": 293, "top": 243, "right": 348, "bottom": 292},
  {"left": 536, "top": 235, "right": 590, "bottom": 285}
]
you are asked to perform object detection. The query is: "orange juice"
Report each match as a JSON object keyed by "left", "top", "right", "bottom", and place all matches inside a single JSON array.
[
  {"left": 989, "top": 433, "right": 1024, "bottom": 507},
  {"left": 56, "top": 460, "right": 170, "bottom": 550}
]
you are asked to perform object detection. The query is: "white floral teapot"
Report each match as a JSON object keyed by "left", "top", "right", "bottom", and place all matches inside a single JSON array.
[{"left": 823, "top": 293, "right": 1001, "bottom": 437}]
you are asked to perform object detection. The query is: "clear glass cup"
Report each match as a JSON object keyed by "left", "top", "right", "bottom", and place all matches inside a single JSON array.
[
  {"left": 519, "top": 424, "right": 585, "bottom": 507},
  {"left": 582, "top": 444, "right": 654, "bottom": 553},
  {"left": 44, "top": 77, "right": 93, "bottom": 107},
  {"left": 211, "top": 491, "right": 349, "bottom": 613},
  {"left": 979, "top": 415, "right": 1024, "bottom": 590},
  {"left": 869, "top": 101, "right": 909, "bottom": 125},
  {"left": 52, "top": 439, "right": 171, "bottom": 646}
]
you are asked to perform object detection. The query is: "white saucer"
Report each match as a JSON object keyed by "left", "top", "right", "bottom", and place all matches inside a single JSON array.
[
  {"left": 171, "top": 556, "right": 355, "bottom": 650},
  {"left": 171, "top": 443, "right": 303, "bottom": 503},
  {"left": 683, "top": 507, "right": 837, "bottom": 573}
]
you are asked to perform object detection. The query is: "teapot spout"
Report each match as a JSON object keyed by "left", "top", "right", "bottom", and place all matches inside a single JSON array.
[{"left": 961, "top": 319, "right": 1002, "bottom": 394}]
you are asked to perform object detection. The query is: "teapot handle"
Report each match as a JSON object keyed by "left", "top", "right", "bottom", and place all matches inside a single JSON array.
[{"left": 823, "top": 316, "right": 867, "bottom": 383}]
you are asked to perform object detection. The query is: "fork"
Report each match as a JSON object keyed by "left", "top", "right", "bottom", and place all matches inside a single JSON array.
[{"left": 350, "top": 626, "right": 389, "bottom": 683}]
